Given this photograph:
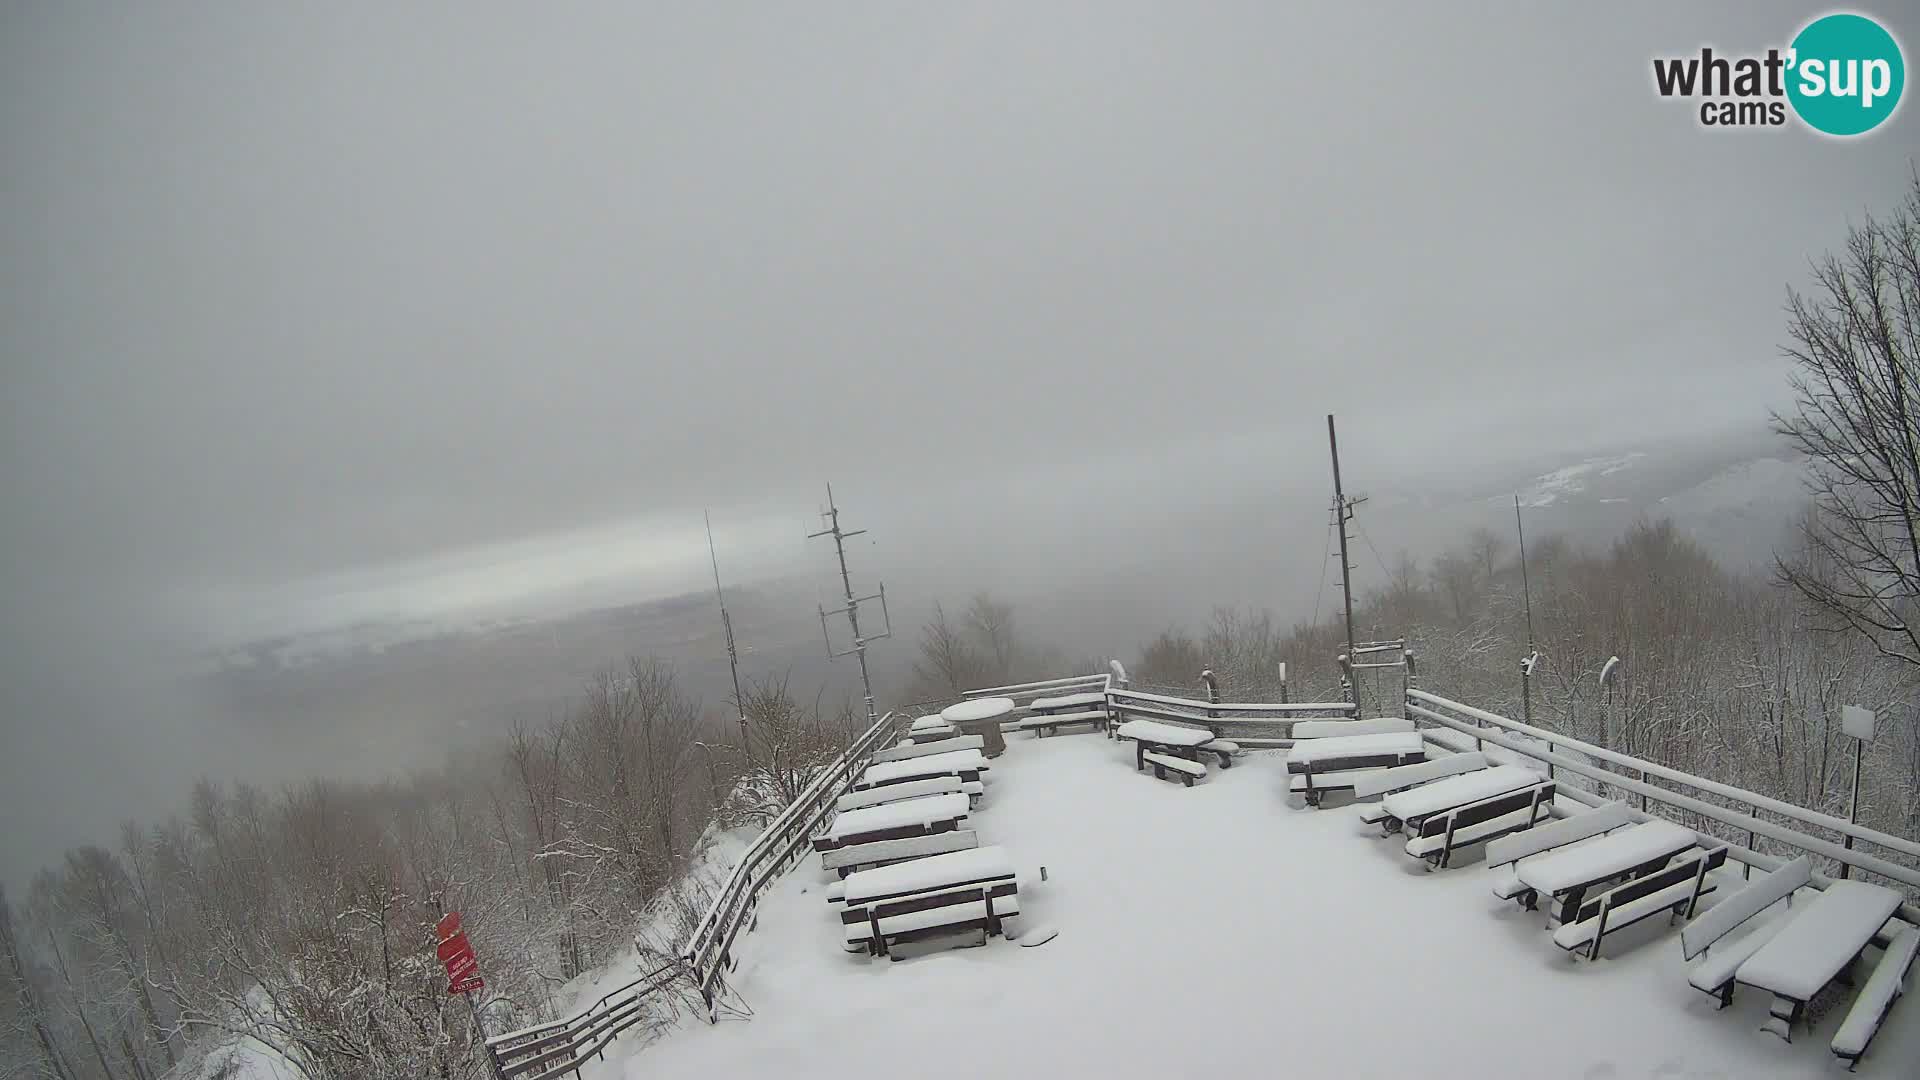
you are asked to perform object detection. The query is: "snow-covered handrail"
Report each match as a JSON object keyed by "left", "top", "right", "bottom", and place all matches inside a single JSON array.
[
  {"left": 483, "top": 963, "right": 680, "bottom": 1080},
  {"left": 680, "top": 708, "right": 904, "bottom": 1017},
  {"left": 1408, "top": 689, "right": 1920, "bottom": 864},
  {"left": 961, "top": 673, "right": 1108, "bottom": 699},
  {"left": 1406, "top": 699, "right": 1920, "bottom": 906},
  {"left": 1108, "top": 687, "right": 1355, "bottom": 714}
]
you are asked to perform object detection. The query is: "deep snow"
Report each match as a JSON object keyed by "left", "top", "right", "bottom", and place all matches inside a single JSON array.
[{"left": 599, "top": 735, "right": 1919, "bottom": 1079}]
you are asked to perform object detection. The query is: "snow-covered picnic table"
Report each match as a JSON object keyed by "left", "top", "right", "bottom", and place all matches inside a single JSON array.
[
  {"left": 839, "top": 844, "right": 1021, "bottom": 957},
  {"left": 858, "top": 748, "right": 987, "bottom": 789},
  {"left": 1112, "top": 718, "right": 1214, "bottom": 747},
  {"left": 1286, "top": 730, "right": 1424, "bottom": 765},
  {"left": 942, "top": 697, "right": 1014, "bottom": 757},
  {"left": 841, "top": 844, "right": 1015, "bottom": 907},
  {"left": 1377, "top": 763, "right": 1538, "bottom": 828},
  {"left": 943, "top": 697, "right": 1016, "bottom": 724},
  {"left": 1735, "top": 880, "right": 1904, "bottom": 1008},
  {"left": 827, "top": 793, "right": 970, "bottom": 843},
  {"left": 1513, "top": 819, "right": 1696, "bottom": 920},
  {"left": 1029, "top": 691, "right": 1106, "bottom": 713}
]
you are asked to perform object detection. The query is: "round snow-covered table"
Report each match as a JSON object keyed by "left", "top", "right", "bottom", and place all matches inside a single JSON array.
[{"left": 942, "top": 697, "right": 1013, "bottom": 758}]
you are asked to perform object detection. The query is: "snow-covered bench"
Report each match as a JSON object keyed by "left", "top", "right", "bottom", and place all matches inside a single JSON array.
[
  {"left": 869, "top": 734, "right": 986, "bottom": 765},
  {"left": 1487, "top": 802, "right": 1634, "bottom": 909},
  {"left": 1376, "top": 763, "right": 1540, "bottom": 835},
  {"left": 812, "top": 793, "right": 969, "bottom": 853},
  {"left": 1016, "top": 709, "right": 1109, "bottom": 738},
  {"left": 821, "top": 829, "right": 980, "bottom": 878},
  {"left": 836, "top": 774, "right": 983, "bottom": 814},
  {"left": 855, "top": 748, "right": 988, "bottom": 791},
  {"left": 1734, "top": 879, "right": 1906, "bottom": 1042},
  {"left": 1285, "top": 731, "right": 1427, "bottom": 808},
  {"left": 1352, "top": 753, "right": 1488, "bottom": 827},
  {"left": 1403, "top": 780, "right": 1555, "bottom": 870},
  {"left": 840, "top": 845, "right": 1019, "bottom": 958},
  {"left": 1831, "top": 926, "right": 1920, "bottom": 1069},
  {"left": 1678, "top": 855, "right": 1811, "bottom": 1008},
  {"left": 1552, "top": 845, "right": 1727, "bottom": 961},
  {"left": 1141, "top": 750, "right": 1207, "bottom": 787}
]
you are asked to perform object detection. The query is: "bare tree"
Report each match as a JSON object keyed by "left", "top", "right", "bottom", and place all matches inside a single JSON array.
[
  {"left": 909, "top": 601, "right": 987, "bottom": 698},
  {"left": 1775, "top": 171, "right": 1920, "bottom": 669}
]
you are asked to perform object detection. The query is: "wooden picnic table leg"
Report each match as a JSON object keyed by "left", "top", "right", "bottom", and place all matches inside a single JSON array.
[{"left": 1134, "top": 741, "right": 1145, "bottom": 771}]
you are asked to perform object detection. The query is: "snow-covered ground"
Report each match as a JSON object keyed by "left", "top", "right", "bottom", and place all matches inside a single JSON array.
[{"left": 599, "top": 736, "right": 1918, "bottom": 1079}]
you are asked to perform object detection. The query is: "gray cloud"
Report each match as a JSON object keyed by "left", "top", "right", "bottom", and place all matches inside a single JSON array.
[{"left": 3, "top": 2, "right": 1914, "bottom": 879}]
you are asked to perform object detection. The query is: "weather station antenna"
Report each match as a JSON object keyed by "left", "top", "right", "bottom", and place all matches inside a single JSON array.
[
  {"left": 808, "top": 484, "right": 892, "bottom": 727},
  {"left": 1327, "top": 414, "right": 1367, "bottom": 714},
  {"left": 705, "top": 511, "right": 748, "bottom": 741}
]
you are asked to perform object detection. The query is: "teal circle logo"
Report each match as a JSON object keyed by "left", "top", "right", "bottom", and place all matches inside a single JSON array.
[{"left": 1787, "top": 13, "right": 1905, "bottom": 136}]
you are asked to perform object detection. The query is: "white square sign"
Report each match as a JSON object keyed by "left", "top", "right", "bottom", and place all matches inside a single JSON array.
[{"left": 1841, "top": 704, "right": 1875, "bottom": 742}]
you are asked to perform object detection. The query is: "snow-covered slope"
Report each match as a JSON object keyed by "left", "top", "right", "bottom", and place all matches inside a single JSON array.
[{"left": 594, "top": 737, "right": 1917, "bottom": 1079}]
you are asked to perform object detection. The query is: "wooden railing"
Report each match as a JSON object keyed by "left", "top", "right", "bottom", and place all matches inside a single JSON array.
[
  {"left": 1406, "top": 688, "right": 1920, "bottom": 921},
  {"left": 679, "top": 707, "right": 905, "bottom": 1019},
  {"left": 483, "top": 963, "right": 680, "bottom": 1080}
]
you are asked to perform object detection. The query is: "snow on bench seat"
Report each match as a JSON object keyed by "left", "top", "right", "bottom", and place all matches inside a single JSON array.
[
  {"left": 1681, "top": 856, "right": 1812, "bottom": 961},
  {"left": 1016, "top": 709, "right": 1107, "bottom": 730},
  {"left": 842, "top": 845, "right": 1015, "bottom": 907},
  {"left": 836, "top": 776, "right": 981, "bottom": 813},
  {"left": 821, "top": 830, "right": 980, "bottom": 876},
  {"left": 1831, "top": 926, "right": 1920, "bottom": 1066},
  {"left": 1688, "top": 914, "right": 1789, "bottom": 1002},
  {"left": 827, "top": 793, "right": 969, "bottom": 841},
  {"left": 1141, "top": 750, "right": 1207, "bottom": 786},
  {"left": 1735, "top": 880, "right": 1904, "bottom": 1004},
  {"left": 909, "top": 714, "right": 949, "bottom": 731},
  {"left": 1291, "top": 717, "right": 1415, "bottom": 740},
  {"left": 1553, "top": 870, "right": 1709, "bottom": 952},
  {"left": 1204, "top": 739, "right": 1240, "bottom": 755},
  {"left": 1029, "top": 691, "right": 1106, "bottom": 711},
  {"left": 859, "top": 749, "right": 988, "bottom": 788},
  {"left": 1378, "top": 764, "right": 1538, "bottom": 825},
  {"left": 1487, "top": 801, "right": 1633, "bottom": 871},
  {"left": 870, "top": 734, "right": 986, "bottom": 764},
  {"left": 1286, "top": 731, "right": 1424, "bottom": 765},
  {"left": 1353, "top": 753, "right": 1488, "bottom": 806}
]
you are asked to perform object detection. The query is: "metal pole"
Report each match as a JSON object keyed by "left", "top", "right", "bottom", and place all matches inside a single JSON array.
[
  {"left": 1841, "top": 738, "right": 1862, "bottom": 880},
  {"left": 707, "top": 511, "right": 749, "bottom": 743},
  {"left": 1327, "top": 415, "right": 1359, "bottom": 716},
  {"left": 1514, "top": 496, "right": 1536, "bottom": 726},
  {"left": 809, "top": 484, "right": 890, "bottom": 729}
]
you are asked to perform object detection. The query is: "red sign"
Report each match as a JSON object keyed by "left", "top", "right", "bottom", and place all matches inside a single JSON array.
[
  {"left": 436, "top": 932, "right": 473, "bottom": 964},
  {"left": 435, "top": 911, "right": 482, "bottom": 995}
]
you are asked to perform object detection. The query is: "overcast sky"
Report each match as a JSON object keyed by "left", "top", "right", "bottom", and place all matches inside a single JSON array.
[{"left": 2, "top": 3, "right": 1915, "bottom": 878}]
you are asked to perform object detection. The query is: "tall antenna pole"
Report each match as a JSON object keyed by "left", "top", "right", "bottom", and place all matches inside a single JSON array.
[
  {"left": 1514, "top": 494, "right": 1539, "bottom": 724},
  {"left": 1327, "top": 415, "right": 1360, "bottom": 712},
  {"left": 808, "top": 484, "right": 892, "bottom": 728},
  {"left": 706, "top": 511, "right": 748, "bottom": 742}
]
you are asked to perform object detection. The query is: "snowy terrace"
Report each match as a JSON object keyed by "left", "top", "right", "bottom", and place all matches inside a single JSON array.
[{"left": 577, "top": 697, "right": 1920, "bottom": 1080}]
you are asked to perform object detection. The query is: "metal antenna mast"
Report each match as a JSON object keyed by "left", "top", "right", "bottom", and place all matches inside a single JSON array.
[
  {"left": 706, "top": 511, "right": 748, "bottom": 741},
  {"left": 1327, "top": 415, "right": 1364, "bottom": 711},
  {"left": 1514, "top": 494, "right": 1540, "bottom": 724},
  {"left": 808, "top": 484, "right": 892, "bottom": 727}
]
